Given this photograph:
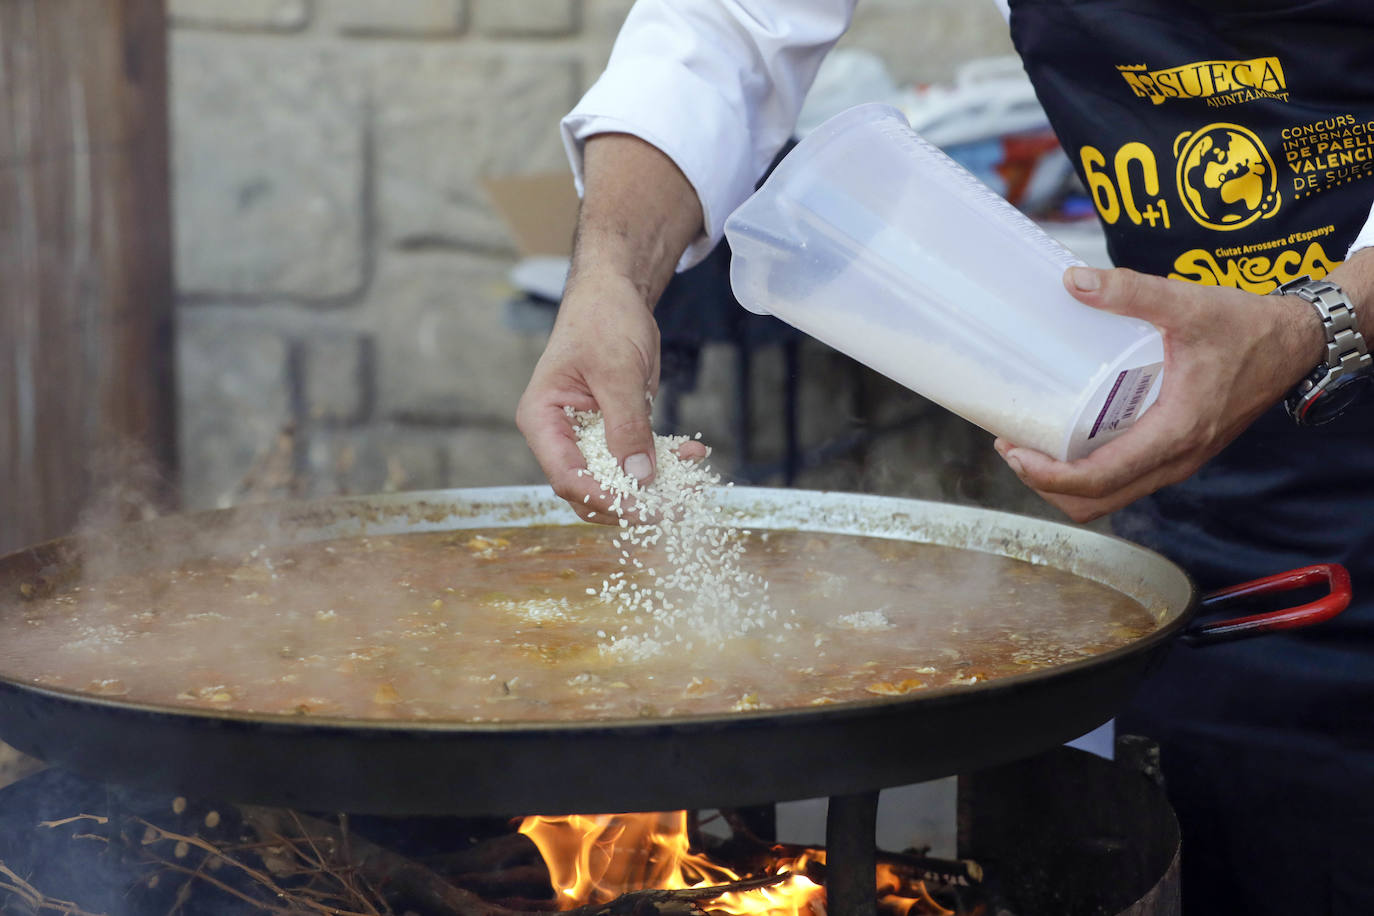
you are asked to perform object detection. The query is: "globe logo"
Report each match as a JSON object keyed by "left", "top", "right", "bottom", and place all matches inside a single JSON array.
[{"left": 1173, "top": 123, "right": 1281, "bottom": 230}]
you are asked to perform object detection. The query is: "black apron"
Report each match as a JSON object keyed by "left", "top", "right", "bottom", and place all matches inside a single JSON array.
[{"left": 1007, "top": 2, "right": 1374, "bottom": 912}]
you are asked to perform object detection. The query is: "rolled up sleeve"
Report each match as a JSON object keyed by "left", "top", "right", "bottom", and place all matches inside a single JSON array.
[
  {"left": 1347, "top": 199, "right": 1374, "bottom": 261},
  {"left": 561, "top": 1, "right": 855, "bottom": 270}
]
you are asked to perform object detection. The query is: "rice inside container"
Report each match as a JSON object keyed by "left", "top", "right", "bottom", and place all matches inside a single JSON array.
[{"left": 725, "top": 103, "right": 1163, "bottom": 461}]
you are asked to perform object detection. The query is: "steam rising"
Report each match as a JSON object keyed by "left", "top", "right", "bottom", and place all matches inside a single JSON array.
[{"left": 0, "top": 438, "right": 1157, "bottom": 752}]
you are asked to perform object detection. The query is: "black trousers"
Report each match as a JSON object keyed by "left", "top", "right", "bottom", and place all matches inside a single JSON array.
[{"left": 1114, "top": 402, "right": 1374, "bottom": 915}]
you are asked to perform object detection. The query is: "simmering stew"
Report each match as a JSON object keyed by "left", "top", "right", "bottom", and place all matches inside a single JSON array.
[{"left": 1, "top": 527, "right": 1158, "bottom": 722}]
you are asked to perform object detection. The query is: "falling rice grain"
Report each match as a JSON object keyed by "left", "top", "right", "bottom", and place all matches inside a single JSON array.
[{"left": 568, "top": 408, "right": 778, "bottom": 661}]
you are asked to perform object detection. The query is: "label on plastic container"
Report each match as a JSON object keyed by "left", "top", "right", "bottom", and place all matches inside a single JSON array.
[{"left": 1088, "top": 363, "right": 1163, "bottom": 440}]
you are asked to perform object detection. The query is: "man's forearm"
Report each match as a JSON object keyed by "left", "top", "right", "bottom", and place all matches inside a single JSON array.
[{"left": 570, "top": 133, "right": 706, "bottom": 309}]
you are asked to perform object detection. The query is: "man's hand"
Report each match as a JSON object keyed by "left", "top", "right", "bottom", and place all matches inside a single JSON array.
[
  {"left": 994, "top": 265, "right": 1327, "bottom": 523},
  {"left": 516, "top": 133, "right": 707, "bottom": 524},
  {"left": 517, "top": 271, "right": 705, "bottom": 524}
]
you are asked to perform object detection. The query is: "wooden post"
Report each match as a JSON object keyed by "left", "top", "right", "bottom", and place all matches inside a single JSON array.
[{"left": 0, "top": 0, "right": 175, "bottom": 554}]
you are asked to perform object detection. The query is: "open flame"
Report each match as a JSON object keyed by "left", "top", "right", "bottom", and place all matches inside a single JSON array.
[
  {"left": 519, "top": 811, "right": 823, "bottom": 914},
  {"left": 519, "top": 811, "right": 952, "bottom": 915}
]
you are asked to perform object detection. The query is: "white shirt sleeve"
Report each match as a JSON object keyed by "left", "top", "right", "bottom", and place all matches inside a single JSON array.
[
  {"left": 561, "top": 1, "right": 857, "bottom": 270},
  {"left": 1347, "top": 201, "right": 1374, "bottom": 260}
]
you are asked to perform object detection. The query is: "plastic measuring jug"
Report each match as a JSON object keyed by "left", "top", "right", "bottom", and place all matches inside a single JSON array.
[{"left": 724, "top": 103, "right": 1163, "bottom": 461}]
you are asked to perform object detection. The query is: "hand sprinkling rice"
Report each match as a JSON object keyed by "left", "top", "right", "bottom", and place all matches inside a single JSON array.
[{"left": 568, "top": 408, "right": 784, "bottom": 661}]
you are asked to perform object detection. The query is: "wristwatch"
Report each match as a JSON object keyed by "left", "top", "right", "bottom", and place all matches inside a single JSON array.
[{"left": 1272, "top": 276, "right": 1374, "bottom": 425}]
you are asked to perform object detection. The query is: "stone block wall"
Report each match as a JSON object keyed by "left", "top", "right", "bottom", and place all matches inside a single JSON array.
[{"left": 171, "top": 0, "right": 1038, "bottom": 515}]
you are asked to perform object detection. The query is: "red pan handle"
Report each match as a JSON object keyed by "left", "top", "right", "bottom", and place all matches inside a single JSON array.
[{"left": 1182, "top": 563, "right": 1351, "bottom": 647}]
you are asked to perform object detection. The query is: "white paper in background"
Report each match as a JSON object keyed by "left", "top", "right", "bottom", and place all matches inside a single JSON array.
[
  {"left": 1065, "top": 718, "right": 1116, "bottom": 758},
  {"left": 762, "top": 720, "right": 1115, "bottom": 859},
  {"left": 509, "top": 255, "right": 570, "bottom": 301},
  {"left": 770, "top": 780, "right": 958, "bottom": 860}
]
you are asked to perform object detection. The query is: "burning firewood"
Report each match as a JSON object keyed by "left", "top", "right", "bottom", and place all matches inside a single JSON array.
[
  {"left": 5, "top": 801, "right": 984, "bottom": 916},
  {"left": 244, "top": 808, "right": 792, "bottom": 916},
  {"left": 712, "top": 809, "right": 984, "bottom": 914},
  {"left": 0, "top": 803, "right": 804, "bottom": 916},
  {"left": 422, "top": 832, "right": 545, "bottom": 878}
]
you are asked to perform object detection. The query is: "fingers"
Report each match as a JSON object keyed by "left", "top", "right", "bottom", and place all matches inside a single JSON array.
[
  {"left": 1000, "top": 272, "right": 1278, "bottom": 522},
  {"left": 999, "top": 402, "right": 1173, "bottom": 493},
  {"left": 591, "top": 365, "right": 658, "bottom": 486},
  {"left": 1009, "top": 453, "right": 1191, "bottom": 522},
  {"left": 994, "top": 395, "right": 1200, "bottom": 522},
  {"left": 1063, "top": 265, "right": 1179, "bottom": 325},
  {"left": 516, "top": 264, "right": 667, "bottom": 522},
  {"left": 674, "top": 440, "right": 709, "bottom": 463},
  {"left": 516, "top": 398, "right": 614, "bottom": 525}
]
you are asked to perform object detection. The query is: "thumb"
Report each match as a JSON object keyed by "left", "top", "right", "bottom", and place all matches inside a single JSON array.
[
  {"left": 592, "top": 373, "right": 657, "bottom": 485},
  {"left": 1064, "top": 265, "right": 1174, "bottom": 325}
]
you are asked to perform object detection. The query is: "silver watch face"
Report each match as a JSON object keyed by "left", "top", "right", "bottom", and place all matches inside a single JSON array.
[{"left": 1285, "top": 352, "right": 1374, "bottom": 426}]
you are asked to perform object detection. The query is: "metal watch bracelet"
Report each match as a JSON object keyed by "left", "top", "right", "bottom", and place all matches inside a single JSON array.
[{"left": 1272, "top": 276, "right": 1373, "bottom": 424}]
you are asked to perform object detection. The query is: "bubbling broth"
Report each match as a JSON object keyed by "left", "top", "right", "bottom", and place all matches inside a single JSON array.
[{"left": 1, "top": 527, "right": 1158, "bottom": 721}]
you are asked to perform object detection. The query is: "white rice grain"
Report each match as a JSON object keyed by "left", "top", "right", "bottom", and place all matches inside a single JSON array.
[{"left": 568, "top": 408, "right": 778, "bottom": 659}]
